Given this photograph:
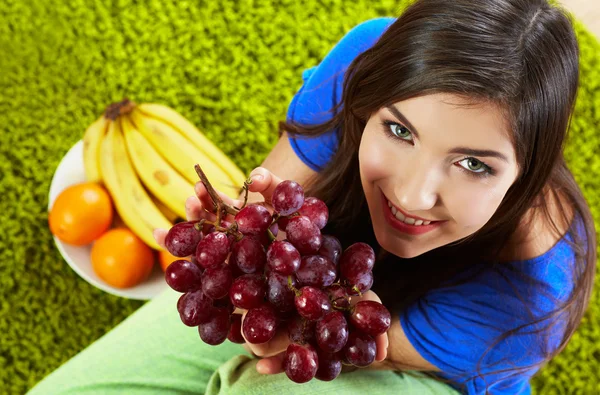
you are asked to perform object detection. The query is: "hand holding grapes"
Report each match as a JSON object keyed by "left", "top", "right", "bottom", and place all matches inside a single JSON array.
[
  {"left": 154, "top": 166, "right": 281, "bottom": 246},
  {"left": 154, "top": 166, "right": 291, "bottom": 358},
  {"left": 253, "top": 289, "right": 389, "bottom": 375},
  {"left": 154, "top": 164, "right": 392, "bottom": 384}
]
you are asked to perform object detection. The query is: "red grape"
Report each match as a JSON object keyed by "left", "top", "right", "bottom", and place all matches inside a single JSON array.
[
  {"left": 231, "top": 236, "right": 266, "bottom": 274},
  {"left": 295, "top": 286, "right": 331, "bottom": 321},
  {"left": 227, "top": 314, "right": 245, "bottom": 344},
  {"left": 165, "top": 221, "right": 203, "bottom": 257},
  {"left": 325, "top": 284, "right": 350, "bottom": 309},
  {"left": 318, "top": 235, "right": 342, "bottom": 266},
  {"left": 242, "top": 304, "right": 278, "bottom": 344},
  {"left": 286, "top": 216, "right": 322, "bottom": 255},
  {"left": 296, "top": 255, "right": 336, "bottom": 288},
  {"left": 177, "top": 290, "right": 213, "bottom": 326},
  {"left": 235, "top": 204, "right": 272, "bottom": 235},
  {"left": 298, "top": 197, "right": 328, "bottom": 229},
  {"left": 287, "top": 315, "right": 316, "bottom": 345},
  {"left": 344, "top": 270, "right": 373, "bottom": 296},
  {"left": 198, "top": 307, "right": 230, "bottom": 345},
  {"left": 340, "top": 243, "right": 375, "bottom": 279},
  {"left": 267, "top": 272, "right": 297, "bottom": 313},
  {"left": 344, "top": 331, "right": 376, "bottom": 367},
  {"left": 315, "top": 350, "right": 342, "bottom": 381},
  {"left": 266, "top": 240, "right": 301, "bottom": 275},
  {"left": 165, "top": 259, "right": 203, "bottom": 293},
  {"left": 201, "top": 264, "right": 233, "bottom": 300},
  {"left": 349, "top": 301, "right": 391, "bottom": 337},
  {"left": 315, "top": 311, "right": 349, "bottom": 353},
  {"left": 229, "top": 274, "right": 266, "bottom": 310},
  {"left": 196, "top": 232, "right": 231, "bottom": 269},
  {"left": 272, "top": 180, "right": 305, "bottom": 216},
  {"left": 283, "top": 343, "right": 319, "bottom": 383}
]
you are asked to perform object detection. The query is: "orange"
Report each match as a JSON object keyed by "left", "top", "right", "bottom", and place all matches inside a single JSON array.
[
  {"left": 49, "top": 182, "right": 113, "bottom": 246},
  {"left": 158, "top": 249, "right": 182, "bottom": 272},
  {"left": 91, "top": 228, "right": 155, "bottom": 288}
]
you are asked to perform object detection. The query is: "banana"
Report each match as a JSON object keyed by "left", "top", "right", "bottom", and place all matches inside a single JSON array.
[
  {"left": 99, "top": 119, "right": 172, "bottom": 250},
  {"left": 83, "top": 114, "right": 109, "bottom": 183},
  {"left": 112, "top": 118, "right": 174, "bottom": 231},
  {"left": 136, "top": 103, "right": 247, "bottom": 190},
  {"left": 120, "top": 115, "right": 193, "bottom": 220},
  {"left": 128, "top": 109, "right": 241, "bottom": 197},
  {"left": 150, "top": 194, "right": 183, "bottom": 224}
]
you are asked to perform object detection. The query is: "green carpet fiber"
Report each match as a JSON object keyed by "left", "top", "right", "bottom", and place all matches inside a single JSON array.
[{"left": 1, "top": 0, "right": 599, "bottom": 393}]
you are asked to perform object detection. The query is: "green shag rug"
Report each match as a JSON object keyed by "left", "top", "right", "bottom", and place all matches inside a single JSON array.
[{"left": 1, "top": 0, "right": 599, "bottom": 393}]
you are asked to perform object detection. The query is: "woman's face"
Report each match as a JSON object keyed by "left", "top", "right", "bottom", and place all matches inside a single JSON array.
[{"left": 358, "top": 93, "right": 520, "bottom": 258}]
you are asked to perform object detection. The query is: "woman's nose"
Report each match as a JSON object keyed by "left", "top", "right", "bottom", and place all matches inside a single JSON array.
[{"left": 394, "top": 162, "right": 440, "bottom": 213}]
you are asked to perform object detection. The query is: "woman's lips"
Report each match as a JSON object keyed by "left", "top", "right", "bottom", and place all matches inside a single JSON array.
[{"left": 380, "top": 191, "right": 445, "bottom": 236}]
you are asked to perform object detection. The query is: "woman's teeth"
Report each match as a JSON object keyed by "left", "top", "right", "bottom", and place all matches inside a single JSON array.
[{"left": 387, "top": 200, "right": 431, "bottom": 226}]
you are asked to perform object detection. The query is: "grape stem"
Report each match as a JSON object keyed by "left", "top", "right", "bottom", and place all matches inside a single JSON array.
[
  {"left": 331, "top": 298, "right": 353, "bottom": 312},
  {"left": 195, "top": 218, "right": 229, "bottom": 233},
  {"left": 193, "top": 219, "right": 206, "bottom": 232},
  {"left": 190, "top": 209, "right": 240, "bottom": 238},
  {"left": 194, "top": 164, "right": 240, "bottom": 223},
  {"left": 234, "top": 177, "right": 253, "bottom": 211},
  {"left": 287, "top": 276, "right": 301, "bottom": 297}
]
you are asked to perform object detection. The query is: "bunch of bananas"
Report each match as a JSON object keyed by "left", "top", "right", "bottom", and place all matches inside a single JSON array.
[{"left": 82, "top": 99, "right": 246, "bottom": 250}]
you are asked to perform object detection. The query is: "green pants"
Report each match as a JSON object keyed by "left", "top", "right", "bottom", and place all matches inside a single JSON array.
[{"left": 27, "top": 286, "right": 459, "bottom": 395}]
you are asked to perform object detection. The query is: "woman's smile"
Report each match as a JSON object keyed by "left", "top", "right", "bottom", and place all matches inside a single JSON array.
[{"left": 380, "top": 189, "right": 446, "bottom": 236}]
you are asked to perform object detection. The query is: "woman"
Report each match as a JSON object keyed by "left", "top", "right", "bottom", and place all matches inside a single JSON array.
[{"left": 28, "top": 0, "right": 596, "bottom": 394}]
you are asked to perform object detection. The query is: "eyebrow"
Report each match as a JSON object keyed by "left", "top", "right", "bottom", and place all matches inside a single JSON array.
[{"left": 385, "top": 105, "right": 510, "bottom": 163}]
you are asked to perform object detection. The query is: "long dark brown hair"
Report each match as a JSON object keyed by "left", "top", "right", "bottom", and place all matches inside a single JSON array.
[{"left": 280, "top": 0, "right": 596, "bottom": 390}]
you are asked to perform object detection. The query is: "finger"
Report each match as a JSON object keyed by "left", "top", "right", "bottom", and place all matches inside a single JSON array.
[
  {"left": 153, "top": 228, "right": 168, "bottom": 250},
  {"left": 195, "top": 181, "right": 243, "bottom": 210},
  {"left": 375, "top": 333, "right": 389, "bottom": 362},
  {"left": 247, "top": 167, "right": 283, "bottom": 205},
  {"left": 256, "top": 351, "right": 286, "bottom": 375},
  {"left": 185, "top": 196, "right": 214, "bottom": 222},
  {"left": 195, "top": 182, "right": 243, "bottom": 226},
  {"left": 195, "top": 182, "right": 217, "bottom": 211}
]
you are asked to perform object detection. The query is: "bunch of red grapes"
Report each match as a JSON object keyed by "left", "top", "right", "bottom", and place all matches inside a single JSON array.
[{"left": 163, "top": 177, "right": 391, "bottom": 384}]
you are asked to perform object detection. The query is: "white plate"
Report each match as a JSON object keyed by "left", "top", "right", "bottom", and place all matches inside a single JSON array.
[{"left": 47, "top": 140, "right": 168, "bottom": 300}]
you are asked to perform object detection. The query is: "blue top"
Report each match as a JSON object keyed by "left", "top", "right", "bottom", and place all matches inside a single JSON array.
[{"left": 286, "top": 17, "right": 580, "bottom": 395}]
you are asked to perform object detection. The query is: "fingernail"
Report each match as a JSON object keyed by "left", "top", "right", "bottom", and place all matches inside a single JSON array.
[{"left": 251, "top": 174, "right": 264, "bottom": 182}]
